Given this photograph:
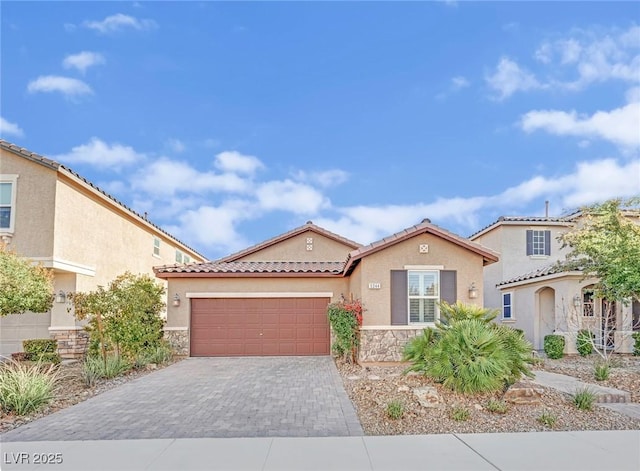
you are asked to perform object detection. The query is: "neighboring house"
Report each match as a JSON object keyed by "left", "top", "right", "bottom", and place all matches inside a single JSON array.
[
  {"left": 0, "top": 140, "right": 206, "bottom": 358},
  {"left": 470, "top": 214, "right": 640, "bottom": 354},
  {"left": 154, "top": 219, "right": 498, "bottom": 361}
]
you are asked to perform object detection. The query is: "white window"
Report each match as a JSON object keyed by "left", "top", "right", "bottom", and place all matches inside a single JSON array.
[
  {"left": 184, "top": 254, "right": 190, "bottom": 264},
  {"left": 0, "top": 175, "right": 18, "bottom": 232},
  {"left": 502, "top": 292, "right": 513, "bottom": 319},
  {"left": 582, "top": 289, "right": 595, "bottom": 317},
  {"left": 153, "top": 237, "right": 161, "bottom": 257},
  {"left": 175, "top": 250, "right": 183, "bottom": 263},
  {"left": 408, "top": 271, "right": 440, "bottom": 323}
]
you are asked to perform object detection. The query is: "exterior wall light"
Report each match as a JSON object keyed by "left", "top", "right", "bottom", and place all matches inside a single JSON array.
[
  {"left": 55, "top": 290, "right": 66, "bottom": 303},
  {"left": 173, "top": 293, "right": 181, "bottom": 307},
  {"left": 468, "top": 283, "right": 478, "bottom": 299}
]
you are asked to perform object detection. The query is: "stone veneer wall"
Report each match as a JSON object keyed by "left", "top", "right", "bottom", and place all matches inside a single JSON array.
[
  {"left": 359, "top": 328, "right": 424, "bottom": 362},
  {"left": 164, "top": 328, "right": 189, "bottom": 356},
  {"left": 51, "top": 328, "right": 89, "bottom": 359}
]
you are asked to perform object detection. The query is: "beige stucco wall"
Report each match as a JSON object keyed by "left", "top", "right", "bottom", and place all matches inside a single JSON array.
[
  {"left": 355, "top": 233, "right": 485, "bottom": 326},
  {"left": 0, "top": 149, "right": 56, "bottom": 257},
  {"left": 165, "top": 276, "right": 350, "bottom": 329},
  {"left": 234, "top": 230, "right": 353, "bottom": 262},
  {"left": 473, "top": 223, "right": 571, "bottom": 313}
]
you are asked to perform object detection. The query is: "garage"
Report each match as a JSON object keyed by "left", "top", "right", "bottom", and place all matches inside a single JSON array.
[{"left": 190, "top": 297, "right": 330, "bottom": 356}]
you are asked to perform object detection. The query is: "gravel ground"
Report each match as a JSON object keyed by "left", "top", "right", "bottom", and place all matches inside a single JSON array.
[
  {"left": 336, "top": 356, "right": 640, "bottom": 435},
  {"left": 0, "top": 359, "right": 180, "bottom": 434}
]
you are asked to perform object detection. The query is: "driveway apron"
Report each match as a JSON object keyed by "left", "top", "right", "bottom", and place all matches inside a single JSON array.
[{"left": 1, "top": 357, "right": 363, "bottom": 442}]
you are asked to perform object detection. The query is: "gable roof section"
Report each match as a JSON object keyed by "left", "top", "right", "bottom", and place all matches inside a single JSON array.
[
  {"left": 343, "top": 219, "right": 499, "bottom": 275},
  {"left": 497, "top": 263, "right": 584, "bottom": 289},
  {"left": 0, "top": 139, "right": 205, "bottom": 261},
  {"left": 217, "top": 221, "right": 362, "bottom": 262},
  {"left": 155, "top": 260, "right": 346, "bottom": 278},
  {"left": 469, "top": 216, "right": 576, "bottom": 240}
]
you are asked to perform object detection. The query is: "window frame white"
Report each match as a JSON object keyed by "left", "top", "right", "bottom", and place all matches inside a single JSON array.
[
  {"left": 502, "top": 292, "right": 513, "bottom": 320},
  {"left": 407, "top": 270, "right": 440, "bottom": 325},
  {"left": 153, "top": 237, "right": 161, "bottom": 257},
  {"left": 531, "top": 230, "right": 546, "bottom": 256},
  {"left": 0, "top": 175, "right": 18, "bottom": 233}
]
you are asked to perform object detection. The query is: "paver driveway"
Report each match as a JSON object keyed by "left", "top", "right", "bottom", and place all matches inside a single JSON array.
[{"left": 1, "top": 357, "right": 363, "bottom": 442}]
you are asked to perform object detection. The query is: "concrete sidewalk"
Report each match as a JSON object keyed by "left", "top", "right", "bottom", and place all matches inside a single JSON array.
[{"left": 1, "top": 430, "right": 638, "bottom": 471}]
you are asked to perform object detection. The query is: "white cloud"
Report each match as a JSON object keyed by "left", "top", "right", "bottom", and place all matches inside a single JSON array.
[
  {"left": 451, "top": 76, "right": 470, "bottom": 90},
  {"left": 520, "top": 101, "right": 640, "bottom": 150},
  {"left": 27, "top": 75, "right": 93, "bottom": 97},
  {"left": 485, "top": 57, "right": 543, "bottom": 100},
  {"left": 0, "top": 117, "right": 24, "bottom": 137},
  {"left": 166, "top": 138, "right": 186, "bottom": 153},
  {"left": 53, "top": 138, "right": 145, "bottom": 169},
  {"left": 132, "top": 158, "right": 251, "bottom": 196},
  {"left": 293, "top": 169, "right": 349, "bottom": 188},
  {"left": 62, "top": 51, "right": 105, "bottom": 74},
  {"left": 83, "top": 13, "right": 157, "bottom": 34},
  {"left": 214, "top": 151, "right": 264, "bottom": 175},
  {"left": 256, "top": 180, "right": 329, "bottom": 214},
  {"left": 165, "top": 204, "right": 251, "bottom": 256},
  {"left": 315, "top": 158, "right": 640, "bottom": 244},
  {"left": 534, "top": 42, "right": 553, "bottom": 64}
]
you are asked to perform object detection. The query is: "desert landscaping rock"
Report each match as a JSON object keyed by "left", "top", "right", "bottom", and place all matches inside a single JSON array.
[
  {"left": 413, "top": 386, "right": 444, "bottom": 408},
  {"left": 504, "top": 381, "right": 545, "bottom": 405}
]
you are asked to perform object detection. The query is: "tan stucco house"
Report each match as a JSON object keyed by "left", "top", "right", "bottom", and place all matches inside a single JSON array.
[
  {"left": 0, "top": 140, "right": 206, "bottom": 358},
  {"left": 155, "top": 219, "right": 499, "bottom": 361},
  {"left": 470, "top": 214, "right": 640, "bottom": 354}
]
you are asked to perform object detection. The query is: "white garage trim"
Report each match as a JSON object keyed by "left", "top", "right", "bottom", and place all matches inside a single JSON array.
[{"left": 186, "top": 292, "right": 334, "bottom": 299}]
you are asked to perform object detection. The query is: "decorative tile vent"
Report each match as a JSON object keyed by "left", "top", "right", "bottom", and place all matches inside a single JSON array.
[
  {"left": 306, "top": 237, "right": 313, "bottom": 251},
  {"left": 419, "top": 244, "right": 429, "bottom": 253}
]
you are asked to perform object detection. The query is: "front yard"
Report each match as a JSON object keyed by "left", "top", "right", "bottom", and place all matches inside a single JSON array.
[{"left": 336, "top": 355, "right": 640, "bottom": 435}]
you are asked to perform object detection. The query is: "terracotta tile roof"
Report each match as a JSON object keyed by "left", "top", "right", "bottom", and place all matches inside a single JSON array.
[
  {"left": 0, "top": 139, "right": 206, "bottom": 260},
  {"left": 155, "top": 260, "right": 346, "bottom": 276},
  {"left": 344, "top": 218, "right": 499, "bottom": 274},
  {"left": 497, "top": 263, "right": 584, "bottom": 287},
  {"left": 217, "top": 221, "right": 362, "bottom": 262},
  {"left": 469, "top": 215, "right": 578, "bottom": 239}
]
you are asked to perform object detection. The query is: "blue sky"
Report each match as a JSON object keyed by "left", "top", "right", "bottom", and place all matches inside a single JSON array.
[{"left": 1, "top": 1, "right": 639, "bottom": 260}]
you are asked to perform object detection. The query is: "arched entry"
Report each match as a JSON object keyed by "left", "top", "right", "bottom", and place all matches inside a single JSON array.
[{"left": 537, "top": 287, "right": 556, "bottom": 350}]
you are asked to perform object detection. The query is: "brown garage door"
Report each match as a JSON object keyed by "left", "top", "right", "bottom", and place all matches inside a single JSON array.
[{"left": 190, "top": 297, "right": 330, "bottom": 356}]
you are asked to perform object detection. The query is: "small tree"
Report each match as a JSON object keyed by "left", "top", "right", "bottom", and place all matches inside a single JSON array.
[
  {"left": 558, "top": 197, "right": 640, "bottom": 359},
  {"left": 0, "top": 244, "right": 53, "bottom": 316},
  {"left": 72, "top": 272, "right": 166, "bottom": 365},
  {"left": 327, "top": 299, "right": 364, "bottom": 363}
]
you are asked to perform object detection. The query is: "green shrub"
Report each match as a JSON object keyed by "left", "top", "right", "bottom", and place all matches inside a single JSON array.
[
  {"left": 439, "top": 301, "right": 498, "bottom": 325},
  {"left": 537, "top": 410, "right": 557, "bottom": 427},
  {"left": 576, "top": 330, "right": 594, "bottom": 357},
  {"left": 572, "top": 387, "right": 597, "bottom": 411},
  {"left": 327, "top": 300, "right": 363, "bottom": 362},
  {"left": 594, "top": 361, "right": 610, "bottom": 381},
  {"left": 418, "top": 318, "right": 533, "bottom": 394},
  {"left": 23, "top": 339, "right": 57, "bottom": 355},
  {"left": 632, "top": 333, "right": 640, "bottom": 356},
  {"left": 386, "top": 400, "right": 404, "bottom": 420},
  {"left": 485, "top": 399, "right": 509, "bottom": 414},
  {"left": 135, "top": 341, "right": 173, "bottom": 368},
  {"left": 81, "top": 357, "right": 103, "bottom": 387},
  {"left": 0, "top": 359, "right": 59, "bottom": 415},
  {"left": 402, "top": 328, "right": 439, "bottom": 373},
  {"left": 544, "top": 335, "right": 565, "bottom": 359},
  {"left": 450, "top": 406, "right": 470, "bottom": 421},
  {"left": 83, "top": 355, "right": 131, "bottom": 382}
]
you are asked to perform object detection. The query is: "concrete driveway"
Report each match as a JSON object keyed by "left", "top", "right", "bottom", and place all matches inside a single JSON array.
[{"left": 1, "top": 357, "right": 363, "bottom": 442}]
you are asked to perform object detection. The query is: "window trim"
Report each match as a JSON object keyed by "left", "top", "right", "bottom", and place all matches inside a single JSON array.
[
  {"left": 502, "top": 292, "right": 513, "bottom": 320},
  {"left": 175, "top": 250, "right": 183, "bottom": 264},
  {"left": 526, "top": 229, "right": 551, "bottom": 257},
  {"left": 153, "top": 237, "right": 161, "bottom": 258},
  {"left": 0, "top": 175, "right": 18, "bottom": 233},
  {"left": 407, "top": 270, "right": 440, "bottom": 325}
]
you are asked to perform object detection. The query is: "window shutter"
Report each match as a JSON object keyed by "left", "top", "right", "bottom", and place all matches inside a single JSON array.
[
  {"left": 544, "top": 230, "right": 551, "bottom": 256},
  {"left": 390, "top": 270, "right": 408, "bottom": 325},
  {"left": 526, "top": 230, "right": 533, "bottom": 256},
  {"left": 440, "top": 270, "right": 457, "bottom": 305}
]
